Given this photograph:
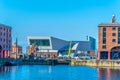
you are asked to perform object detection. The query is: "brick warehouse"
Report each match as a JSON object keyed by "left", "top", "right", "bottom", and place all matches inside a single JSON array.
[
  {"left": 0, "top": 24, "right": 12, "bottom": 58},
  {"left": 98, "top": 15, "right": 120, "bottom": 60}
]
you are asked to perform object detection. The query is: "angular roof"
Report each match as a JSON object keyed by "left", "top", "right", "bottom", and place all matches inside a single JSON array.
[
  {"left": 0, "top": 24, "right": 12, "bottom": 28},
  {"left": 58, "top": 41, "right": 91, "bottom": 52}
]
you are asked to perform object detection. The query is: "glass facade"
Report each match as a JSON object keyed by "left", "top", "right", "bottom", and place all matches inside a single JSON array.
[{"left": 30, "top": 39, "right": 50, "bottom": 46}]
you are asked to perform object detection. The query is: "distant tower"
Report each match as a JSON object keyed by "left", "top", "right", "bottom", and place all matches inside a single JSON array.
[{"left": 111, "top": 14, "right": 116, "bottom": 23}]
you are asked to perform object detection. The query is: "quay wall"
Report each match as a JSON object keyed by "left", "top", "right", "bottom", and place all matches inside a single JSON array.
[{"left": 71, "top": 60, "right": 120, "bottom": 67}]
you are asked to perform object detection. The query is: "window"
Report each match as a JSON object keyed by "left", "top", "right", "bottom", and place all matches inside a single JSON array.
[
  {"left": 30, "top": 39, "right": 50, "bottom": 46},
  {"left": 103, "top": 27, "right": 106, "bottom": 31},
  {"left": 112, "top": 27, "right": 116, "bottom": 30},
  {"left": 103, "top": 33, "right": 106, "bottom": 37},
  {"left": 3, "top": 39, "right": 5, "bottom": 42},
  {"left": 103, "top": 39, "right": 106, "bottom": 44},
  {"left": 102, "top": 45, "right": 106, "bottom": 49},
  {"left": 4, "top": 28, "right": 5, "bottom": 31},
  {"left": 112, "top": 39, "right": 116, "bottom": 42},
  {"left": 112, "top": 33, "right": 116, "bottom": 36}
]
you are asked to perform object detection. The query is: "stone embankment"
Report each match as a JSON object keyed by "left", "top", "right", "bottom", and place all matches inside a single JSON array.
[{"left": 71, "top": 59, "right": 120, "bottom": 67}]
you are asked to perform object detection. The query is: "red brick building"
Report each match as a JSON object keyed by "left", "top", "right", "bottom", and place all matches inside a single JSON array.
[
  {"left": 98, "top": 15, "right": 120, "bottom": 60},
  {"left": 11, "top": 42, "right": 22, "bottom": 58}
]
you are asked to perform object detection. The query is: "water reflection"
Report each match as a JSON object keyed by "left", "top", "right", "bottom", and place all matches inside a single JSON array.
[
  {"left": 98, "top": 67, "right": 120, "bottom": 80},
  {"left": 0, "top": 66, "right": 18, "bottom": 73},
  {"left": 1, "top": 66, "right": 120, "bottom": 80},
  {"left": 0, "top": 66, "right": 11, "bottom": 72},
  {"left": 48, "top": 66, "right": 52, "bottom": 73}
]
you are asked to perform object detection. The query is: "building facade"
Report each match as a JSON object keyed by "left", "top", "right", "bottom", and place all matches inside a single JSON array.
[
  {"left": 11, "top": 42, "right": 22, "bottom": 58},
  {"left": 0, "top": 24, "right": 12, "bottom": 58},
  {"left": 27, "top": 36, "right": 96, "bottom": 58},
  {"left": 98, "top": 15, "right": 120, "bottom": 60},
  {"left": 27, "top": 36, "right": 69, "bottom": 58}
]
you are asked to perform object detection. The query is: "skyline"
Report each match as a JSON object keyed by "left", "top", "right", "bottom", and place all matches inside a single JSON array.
[{"left": 0, "top": 0, "right": 120, "bottom": 52}]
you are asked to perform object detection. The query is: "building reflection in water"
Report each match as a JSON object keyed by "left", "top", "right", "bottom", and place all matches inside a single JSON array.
[
  {"left": 48, "top": 66, "right": 52, "bottom": 73},
  {"left": 0, "top": 66, "right": 11, "bottom": 72},
  {"left": 0, "top": 66, "right": 18, "bottom": 73},
  {"left": 98, "top": 67, "right": 120, "bottom": 80}
]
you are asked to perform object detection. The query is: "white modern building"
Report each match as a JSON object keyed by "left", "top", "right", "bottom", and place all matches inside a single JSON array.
[
  {"left": 27, "top": 36, "right": 69, "bottom": 58},
  {"left": 27, "top": 36, "right": 96, "bottom": 58}
]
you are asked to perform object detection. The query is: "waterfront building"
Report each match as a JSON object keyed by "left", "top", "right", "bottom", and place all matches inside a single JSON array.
[
  {"left": 98, "top": 15, "right": 120, "bottom": 60},
  {"left": 87, "top": 36, "right": 96, "bottom": 56},
  {"left": 27, "top": 36, "right": 95, "bottom": 58},
  {"left": 11, "top": 42, "right": 23, "bottom": 58},
  {"left": 27, "top": 36, "right": 69, "bottom": 58},
  {"left": 87, "top": 36, "right": 96, "bottom": 51},
  {"left": 58, "top": 41, "right": 95, "bottom": 59},
  {"left": 0, "top": 24, "right": 12, "bottom": 58}
]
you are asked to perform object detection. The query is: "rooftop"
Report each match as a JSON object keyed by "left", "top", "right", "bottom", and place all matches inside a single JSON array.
[
  {"left": 0, "top": 24, "right": 12, "bottom": 28},
  {"left": 98, "top": 15, "right": 120, "bottom": 27}
]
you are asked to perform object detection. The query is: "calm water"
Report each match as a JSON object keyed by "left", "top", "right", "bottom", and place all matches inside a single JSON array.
[{"left": 0, "top": 65, "right": 120, "bottom": 80}]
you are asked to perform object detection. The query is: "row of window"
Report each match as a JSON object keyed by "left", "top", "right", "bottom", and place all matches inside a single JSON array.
[
  {"left": 104, "top": 27, "right": 117, "bottom": 30},
  {"left": 0, "top": 32, "right": 11, "bottom": 37},
  {"left": 103, "top": 39, "right": 116, "bottom": 43},
  {"left": 0, "top": 38, "right": 11, "bottom": 43},
  {"left": 2, "top": 45, "right": 11, "bottom": 49},
  {"left": 0, "top": 27, "right": 11, "bottom": 32}
]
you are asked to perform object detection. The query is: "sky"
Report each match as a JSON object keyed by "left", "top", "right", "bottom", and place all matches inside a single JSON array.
[{"left": 0, "top": 0, "right": 120, "bottom": 52}]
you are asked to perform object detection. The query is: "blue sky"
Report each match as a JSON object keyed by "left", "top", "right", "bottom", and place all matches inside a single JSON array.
[{"left": 0, "top": 0, "right": 120, "bottom": 52}]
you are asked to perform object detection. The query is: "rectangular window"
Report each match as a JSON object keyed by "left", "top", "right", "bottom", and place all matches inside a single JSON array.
[
  {"left": 112, "top": 39, "right": 116, "bottom": 42},
  {"left": 30, "top": 39, "right": 50, "bottom": 46},
  {"left": 112, "top": 27, "right": 116, "bottom": 30},
  {"left": 103, "top": 33, "right": 106, "bottom": 37},
  {"left": 112, "top": 33, "right": 116, "bottom": 36},
  {"left": 103, "top": 39, "right": 106, "bottom": 44},
  {"left": 102, "top": 45, "right": 106, "bottom": 49},
  {"left": 103, "top": 27, "right": 106, "bottom": 31}
]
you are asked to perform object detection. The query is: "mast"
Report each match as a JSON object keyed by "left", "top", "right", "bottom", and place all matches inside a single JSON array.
[{"left": 68, "top": 41, "right": 72, "bottom": 57}]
